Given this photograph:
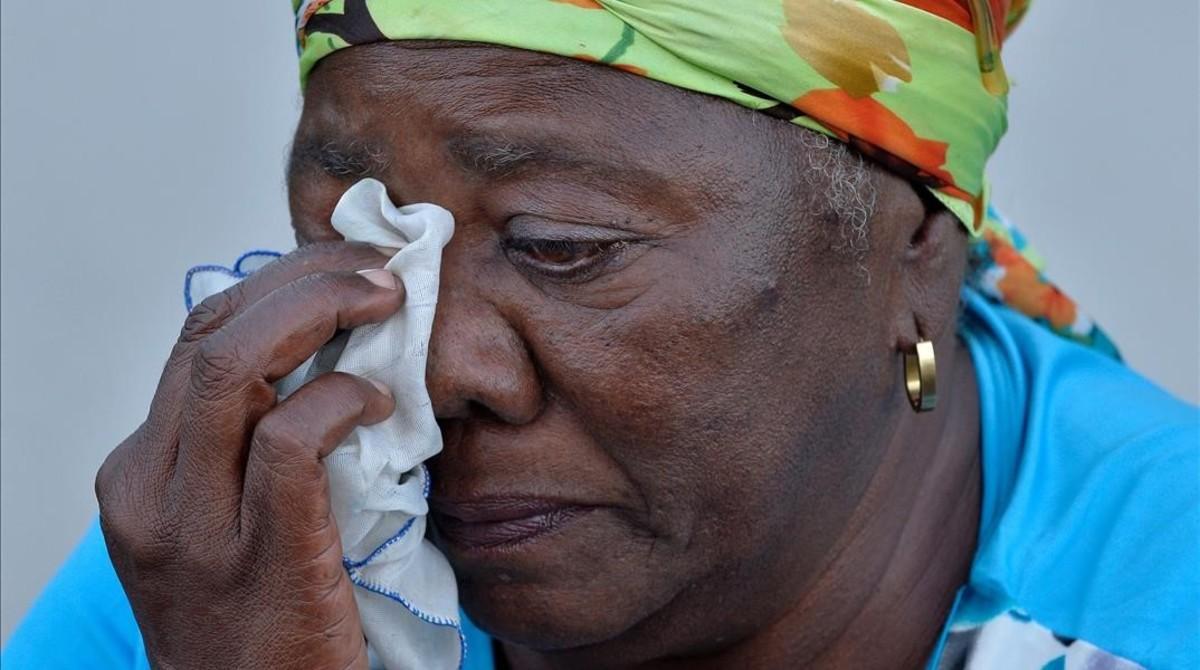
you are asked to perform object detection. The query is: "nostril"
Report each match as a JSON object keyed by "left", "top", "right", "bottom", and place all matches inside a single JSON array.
[
  {"left": 436, "top": 399, "right": 513, "bottom": 430},
  {"left": 468, "top": 400, "right": 511, "bottom": 425},
  {"left": 425, "top": 294, "right": 543, "bottom": 426}
]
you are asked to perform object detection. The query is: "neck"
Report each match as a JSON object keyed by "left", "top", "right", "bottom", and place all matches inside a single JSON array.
[
  {"left": 504, "top": 338, "right": 982, "bottom": 670},
  {"left": 778, "top": 336, "right": 983, "bottom": 669}
]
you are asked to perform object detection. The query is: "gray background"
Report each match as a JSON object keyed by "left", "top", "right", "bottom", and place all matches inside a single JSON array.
[{"left": 2, "top": 0, "right": 1197, "bottom": 645}]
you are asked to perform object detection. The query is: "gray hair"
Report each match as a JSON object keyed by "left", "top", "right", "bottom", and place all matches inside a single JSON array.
[
  {"left": 797, "top": 131, "right": 877, "bottom": 261},
  {"left": 743, "top": 107, "right": 879, "bottom": 273}
]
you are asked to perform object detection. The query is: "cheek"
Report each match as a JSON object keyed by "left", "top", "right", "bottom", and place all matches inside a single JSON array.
[
  {"left": 289, "top": 176, "right": 353, "bottom": 242},
  {"left": 527, "top": 229, "right": 897, "bottom": 565},
  {"left": 528, "top": 255, "right": 779, "bottom": 539}
]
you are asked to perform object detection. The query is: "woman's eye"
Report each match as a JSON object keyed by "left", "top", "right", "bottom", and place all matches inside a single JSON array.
[
  {"left": 504, "top": 237, "right": 630, "bottom": 280},
  {"left": 520, "top": 240, "right": 606, "bottom": 264}
]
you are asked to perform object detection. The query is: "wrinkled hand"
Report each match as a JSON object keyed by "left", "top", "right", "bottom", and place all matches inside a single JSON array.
[{"left": 96, "top": 242, "right": 402, "bottom": 669}]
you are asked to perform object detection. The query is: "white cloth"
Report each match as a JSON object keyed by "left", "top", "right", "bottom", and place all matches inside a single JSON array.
[
  {"left": 193, "top": 178, "right": 462, "bottom": 670},
  {"left": 296, "top": 178, "right": 461, "bottom": 669}
]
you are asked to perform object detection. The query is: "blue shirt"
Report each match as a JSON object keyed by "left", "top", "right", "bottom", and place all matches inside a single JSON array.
[{"left": 5, "top": 289, "right": 1198, "bottom": 669}]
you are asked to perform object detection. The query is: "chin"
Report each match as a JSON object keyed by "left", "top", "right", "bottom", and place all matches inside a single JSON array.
[
  {"left": 459, "top": 577, "right": 641, "bottom": 650},
  {"left": 435, "top": 508, "right": 676, "bottom": 651}
]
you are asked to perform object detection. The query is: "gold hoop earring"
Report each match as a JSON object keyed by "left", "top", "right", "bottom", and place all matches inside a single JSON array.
[{"left": 904, "top": 340, "right": 937, "bottom": 413}]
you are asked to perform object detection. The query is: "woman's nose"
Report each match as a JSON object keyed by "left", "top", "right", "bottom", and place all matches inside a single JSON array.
[{"left": 425, "top": 281, "right": 543, "bottom": 425}]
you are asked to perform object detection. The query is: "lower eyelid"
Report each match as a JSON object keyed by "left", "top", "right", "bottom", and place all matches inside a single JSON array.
[{"left": 504, "top": 239, "right": 639, "bottom": 281}]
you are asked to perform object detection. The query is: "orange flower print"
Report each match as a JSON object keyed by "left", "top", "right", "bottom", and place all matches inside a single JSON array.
[
  {"left": 986, "top": 231, "right": 1078, "bottom": 331},
  {"left": 896, "top": 0, "right": 1018, "bottom": 41},
  {"left": 296, "top": 0, "right": 335, "bottom": 47},
  {"left": 299, "top": 0, "right": 334, "bottom": 29},
  {"left": 793, "top": 88, "right": 956, "bottom": 188},
  {"left": 781, "top": 0, "right": 912, "bottom": 98},
  {"left": 894, "top": 0, "right": 973, "bottom": 32}
]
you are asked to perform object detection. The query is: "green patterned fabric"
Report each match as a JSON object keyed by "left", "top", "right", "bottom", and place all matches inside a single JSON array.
[
  {"left": 294, "top": 0, "right": 1027, "bottom": 229},
  {"left": 291, "top": 0, "right": 1118, "bottom": 355}
]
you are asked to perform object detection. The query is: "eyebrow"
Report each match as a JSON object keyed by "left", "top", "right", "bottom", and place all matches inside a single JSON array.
[
  {"left": 289, "top": 137, "right": 392, "bottom": 180},
  {"left": 449, "top": 131, "right": 671, "bottom": 192},
  {"left": 447, "top": 134, "right": 541, "bottom": 175},
  {"left": 290, "top": 129, "right": 663, "bottom": 195}
]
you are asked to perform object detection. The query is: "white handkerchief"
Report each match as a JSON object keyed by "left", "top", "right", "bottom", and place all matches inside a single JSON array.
[{"left": 276, "top": 178, "right": 461, "bottom": 669}]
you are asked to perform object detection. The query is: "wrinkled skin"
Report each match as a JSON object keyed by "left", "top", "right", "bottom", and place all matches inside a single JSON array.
[
  {"left": 96, "top": 243, "right": 401, "bottom": 669},
  {"left": 97, "top": 42, "right": 981, "bottom": 670}
]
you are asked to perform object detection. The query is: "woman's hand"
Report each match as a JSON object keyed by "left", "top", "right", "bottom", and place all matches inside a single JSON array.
[{"left": 95, "top": 242, "right": 402, "bottom": 670}]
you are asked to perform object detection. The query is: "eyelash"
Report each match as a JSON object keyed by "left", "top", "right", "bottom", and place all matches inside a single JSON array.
[{"left": 503, "top": 237, "right": 631, "bottom": 281}]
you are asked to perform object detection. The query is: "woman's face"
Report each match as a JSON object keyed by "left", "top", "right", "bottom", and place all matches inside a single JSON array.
[{"left": 289, "top": 42, "right": 931, "bottom": 662}]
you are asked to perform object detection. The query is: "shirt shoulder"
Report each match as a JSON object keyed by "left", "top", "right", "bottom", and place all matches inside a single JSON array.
[
  {"left": 960, "top": 290, "right": 1200, "bottom": 669},
  {"left": 2, "top": 520, "right": 150, "bottom": 670}
]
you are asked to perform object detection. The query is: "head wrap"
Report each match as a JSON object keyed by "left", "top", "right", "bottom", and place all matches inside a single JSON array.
[{"left": 292, "top": 0, "right": 1116, "bottom": 356}]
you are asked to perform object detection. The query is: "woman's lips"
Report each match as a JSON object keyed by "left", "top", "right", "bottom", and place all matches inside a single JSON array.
[{"left": 431, "top": 497, "right": 596, "bottom": 550}]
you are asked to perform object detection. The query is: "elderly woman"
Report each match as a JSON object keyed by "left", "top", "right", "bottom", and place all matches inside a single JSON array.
[{"left": 4, "top": 1, "right": 1198, "bottom": 669}]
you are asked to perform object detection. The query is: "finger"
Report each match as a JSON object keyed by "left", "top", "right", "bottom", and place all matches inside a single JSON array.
[
  {"left": 151, "top": 243, "right": 390, "bottom": 418},
  {"left": 185, "top": 242, "right": 393, "bottom": 342},
  {"left": 200, "top": 268, "right": 403, "bottom": 384},
  {"left": 240, "top": 372, "right": 394, "bottom": 538},
  {"left": 172, "top": 269, "right": 401, "bottom": 515},
  {"left": 135, "top": 242, "right": 392, "bottom": 477}
]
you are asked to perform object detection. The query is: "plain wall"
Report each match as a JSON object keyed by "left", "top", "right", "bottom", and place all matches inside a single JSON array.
[{"left": 2, "top": 0, "right": 1197, "bottom": 644}]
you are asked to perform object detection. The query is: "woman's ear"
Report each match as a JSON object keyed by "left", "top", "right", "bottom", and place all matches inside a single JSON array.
[{"left": 884, "top": 183, "right": 970, "bottom": 352}]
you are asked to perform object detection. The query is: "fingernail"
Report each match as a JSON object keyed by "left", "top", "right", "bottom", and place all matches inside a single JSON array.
[
  {"left": 356, "top": 268, "right": 398, "bottom": 290},
  {"left": 372, "top": 245, "right": 400, "bottom": 258},
  {"left": 368, "top": 379, "right": 393, "bottom": 397}
]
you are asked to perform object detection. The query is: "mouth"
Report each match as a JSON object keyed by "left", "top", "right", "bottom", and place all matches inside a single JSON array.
[{"left": 431, "top": 497, "right": 598, "bottom": 552}]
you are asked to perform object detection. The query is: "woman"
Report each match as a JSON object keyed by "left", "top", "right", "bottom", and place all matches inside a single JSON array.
[{"left": 5, "top": 1, "right": 1197, "bottom": 668}]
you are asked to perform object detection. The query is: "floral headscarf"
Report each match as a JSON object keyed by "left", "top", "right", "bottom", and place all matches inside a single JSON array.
[{"left": 292, "top": 0, "right": 1116, "bottom": 356}]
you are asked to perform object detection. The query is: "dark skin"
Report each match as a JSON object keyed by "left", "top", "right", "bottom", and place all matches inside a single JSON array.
[{"left": 96, "top": 42, "right": 980, "bottom": 669}]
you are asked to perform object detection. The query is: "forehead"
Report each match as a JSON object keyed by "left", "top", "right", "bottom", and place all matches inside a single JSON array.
[
  {"left": 285, "top": 40, "right": 829, "bottom": 248},
  {"left": 295, "top": 40, "right": 755, "bottom": 168},
  {"left": 304, "top": 40, "right": 679, "bottom": 116}
]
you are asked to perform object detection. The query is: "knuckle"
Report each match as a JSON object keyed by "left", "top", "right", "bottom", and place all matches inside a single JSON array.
[
  {"left": 94, "top": 431, "right": 158, "bottom": 516},
  {"left": 95, "top": 440, "right": 178, "bottom": 568},
  {"left": 180, "top": 287, "right": 242, "bottom": 344},
  {"left": 190, "top": 335, "right": 250, "bottom": 396},
  {"left": 111, "top": 519, "right": 176, "bottom": 568},
  {"left": 94, "top": 447, "right": 128, "bottom": 513},
  {"left": 97, "top": 492, "right": 174, "bottom": 569},
  {"left": 252, "top": 413, "right": 314, "bottom": 469}
]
